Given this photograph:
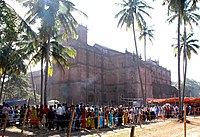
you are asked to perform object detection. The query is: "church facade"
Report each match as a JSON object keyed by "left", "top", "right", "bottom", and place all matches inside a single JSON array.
[{"left": 44, "top": 25, "right": 177, "bottom": 105}]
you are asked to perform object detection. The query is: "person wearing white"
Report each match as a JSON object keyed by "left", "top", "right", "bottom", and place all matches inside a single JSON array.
[{"left": 56, "top": 104, "right": 63, "bottom": 130}]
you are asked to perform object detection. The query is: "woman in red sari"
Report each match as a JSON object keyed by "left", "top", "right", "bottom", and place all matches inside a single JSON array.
[{"left": 81, "top": 105, "right": 86, "bottom": 129}]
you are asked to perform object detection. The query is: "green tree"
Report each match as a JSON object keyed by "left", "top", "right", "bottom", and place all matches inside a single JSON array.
[
  {"left": 0, "top": 0, "right": 36, "bottom": 102},
  {"left": 0, "top": 41, "right": 29, "bottom": 102},
  {"left": 172, "top": 78, "right": 200, "bottom": 97},
  {"left": 185, "top": 79, "right": 200, "bottom": 97},
  {"left": 2, "top": 74, "right": 39, "bottom": 103},
  {"left": 167, "top": 0, "right": 200, "bottom": 117},
  {"left": 180, "top": 1, "right": 199, "bottom": 110},
  {"left": 172, "top": 33, "right": 200, "bottom": 59},
  {"left": 115, "top": 0, "right": 153, "bottom": 105},
  {"left": 172, "top": 32, "right": 199, "bottom": 100},
  {"left": 19, "top": 0, "right": 87, "bottom": 106},
  {"left": 163, "top": 0, "right": 199, "bottom": 118},
  {"left": 163, "top": 0, "right": 183, "bottom": 119},
  {"left": 139, "top": 24, "right": 154, "bottom": 103},
  {"left": 24, "top": 35, "right": 76, "bottom": 105}
]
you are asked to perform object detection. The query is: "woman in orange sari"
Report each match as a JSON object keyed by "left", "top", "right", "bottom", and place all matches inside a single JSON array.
[
  {"left": 30, "top": 106, "right": 37, "bottom": 128},
  {"left": 124, "top": 108, "right": 128, "bottom": 125}
]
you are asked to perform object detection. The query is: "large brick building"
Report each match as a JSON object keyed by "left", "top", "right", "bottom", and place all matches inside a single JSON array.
[{"left": 31, "top": 25, "right": 177, "bottom": 105}]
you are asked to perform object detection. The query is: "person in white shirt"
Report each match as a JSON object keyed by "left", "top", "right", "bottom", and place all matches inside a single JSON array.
[{"left": 56, "top": 104, "right": 63, "bottom": 130}]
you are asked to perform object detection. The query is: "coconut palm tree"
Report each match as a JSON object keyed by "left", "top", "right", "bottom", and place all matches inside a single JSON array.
[
  {"left": 115, "top": 0, "right": 153, "bottom": 105},
  {"left": 19, "top": 0, "right": 87, "bottom": 106},
  {"left": 139, "top": 24, "right": 154, "bottom": 103},
  {"left": 166, "top": 0, "right": 200, "bottom": 117},
  {"left": 172, "top": 33, "right": 200, "bottom": 59},
  {"left": 0, "top": 0, "right": 34, "bottom": 102},
  {"left": 162, "top": 0, "right": 183, "bottom": 119},
  {"left": 169, "top": 1, "right": 200, "bottom": 106},
  {"left": 0, "top": 33, "right": 33, "bottom": 101},
  {"left": 172, "top": 32, "right": 199, "bottom": 107},
  {"left": 24, "top": 34, "right": 76, "bottom": 106},
  {"left": 0, "top": 45, "right": 28, "bottom": 102}
]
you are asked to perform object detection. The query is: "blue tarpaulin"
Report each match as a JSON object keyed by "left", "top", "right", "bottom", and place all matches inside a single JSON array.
[{"left": 5, "top": 99, "right": 27, "bottom": 106}]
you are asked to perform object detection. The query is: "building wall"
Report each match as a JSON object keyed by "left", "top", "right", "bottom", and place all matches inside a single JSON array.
[
  {"left": 28, "top": 70, "right": 44, "bottom": 94},
  {"left": 45, "top": 25, "right": 176, "bottom": 105}
]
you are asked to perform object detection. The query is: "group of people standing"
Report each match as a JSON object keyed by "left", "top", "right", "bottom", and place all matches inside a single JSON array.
[{"left": 0, "top": 102, "right": 192, "bottom": 132}]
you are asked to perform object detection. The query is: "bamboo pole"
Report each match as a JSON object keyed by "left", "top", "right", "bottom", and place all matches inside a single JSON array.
[
  {"left": 67, "top": 107, "right": 75, "bottom": 137},
  {"left": 139, "top": 110, "right": 142, "bottom": 128},
  {"left": 130, "top": 126, "right": 135, "bottom": 137},
  {"left": 184, "top": 104, "right": 186, "bottom": 137},
  {"left": 140, "top": 115, "right": 142, "bottom": 128},
  {"left": 2, "top": 112, "right": 8, "bottom": 137},
  {"left": 20, "top": 99, "right": 30, "bottom": 137}
]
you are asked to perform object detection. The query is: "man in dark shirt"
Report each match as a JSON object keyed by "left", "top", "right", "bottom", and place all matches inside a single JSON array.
[{"left": 47, "top": 106, "right": 55, "bottom": 131}]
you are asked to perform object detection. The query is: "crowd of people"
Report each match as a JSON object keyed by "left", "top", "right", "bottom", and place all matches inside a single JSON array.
[{"left": 0, "top": 102, "right": 192, "bottom": 132}]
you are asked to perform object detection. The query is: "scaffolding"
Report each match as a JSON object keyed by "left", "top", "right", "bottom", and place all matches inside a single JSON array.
[{"left": 120, "top": 97, "right": 143, "bottom": 106}]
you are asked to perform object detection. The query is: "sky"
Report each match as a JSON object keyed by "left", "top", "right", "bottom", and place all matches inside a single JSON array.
[
  {"left": 71, "top": 0, "right": 200, "bottom": 82},
  {"left": 8, "top": 0, "right": 200, "bottom": 82}
]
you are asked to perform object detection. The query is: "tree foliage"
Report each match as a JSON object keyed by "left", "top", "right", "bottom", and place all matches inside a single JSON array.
[
  {"left": 18, "top": 0, "right": 87, "bottom": 105},
  {"left": 115, "top": 0, "right": 153, "bottom": 105},
  {"left": 172, "top": 32, "right": 200, "bottom": 60},
  {"left": 0, "top": 0, "right": 36, "bottom": 102},
  {"left": 2, "top": 74, "right": 40, "bottom": 103},
  {"left": 172, "top": 78, "right": 200, "bottom": 97}
]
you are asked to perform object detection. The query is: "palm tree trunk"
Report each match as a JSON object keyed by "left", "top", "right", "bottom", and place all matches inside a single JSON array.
[
  {"left": 177, "top": 0, "right": 182, "bottom": 119},
  {"left": 44, "top": 56, "right": 49, "bottom": 106},
  {"left": 41, "top": 51, "right": 44, "bottom": 106},
  {"left": 30, "top": 66, "right": 37, "bottom": 104},
  {"left": 144, "top": 34, "right": 147, "bottom": 104},
  {"left": 132, "top": 22, "right": 145, "bottom": 105},
  {"left": 182, "top": 23, "right": 187, "bottom": 114},
  {"left": 44, "top": 29, "right": 51, "bottom": 106},
  {"left": 183, "top": 57, "right": 187, "bottom": 100}
]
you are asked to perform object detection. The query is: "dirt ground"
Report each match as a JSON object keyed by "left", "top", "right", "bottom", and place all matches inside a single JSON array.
[
  {"left": 3, "top": 116, "right": 200, "bottom": 137},
  {"left": 133, "top": 116, "right": 200, "bottom": 137},
  {"left": 98, "top": 116, "right": 200, "bottom": 137}
]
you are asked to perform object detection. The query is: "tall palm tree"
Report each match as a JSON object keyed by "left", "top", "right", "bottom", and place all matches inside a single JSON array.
[
  {"left": 162, "top": 0, "right": 183, "bottom": 119},
  {"left": 24, "top": 35, "right": 76, "bottom": 106},
  {"left": 172, "top": 32, "right": 199, "bottom": 107},
  {"left": 19, "top": 0, "right": 87, "bottom": 106},
  {"left": 0, "top": 1, "right": 32, "bottom": 102},
  {"left": 179, "top": 1, "right": 200, "bottom": 107},
  {"left": 115, "top": 0, "right": 153, "bottom": 105},
  {"left": 166, "top": 0, "right": 200, "bottom": 117},
  {"left": 139, "top": 24, "right": 154, "bottom": 103}
]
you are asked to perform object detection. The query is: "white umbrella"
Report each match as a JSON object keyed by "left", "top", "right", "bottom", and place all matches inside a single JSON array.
[{"left": 48, "top": 100, "right": 60, "bottom": 106}]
